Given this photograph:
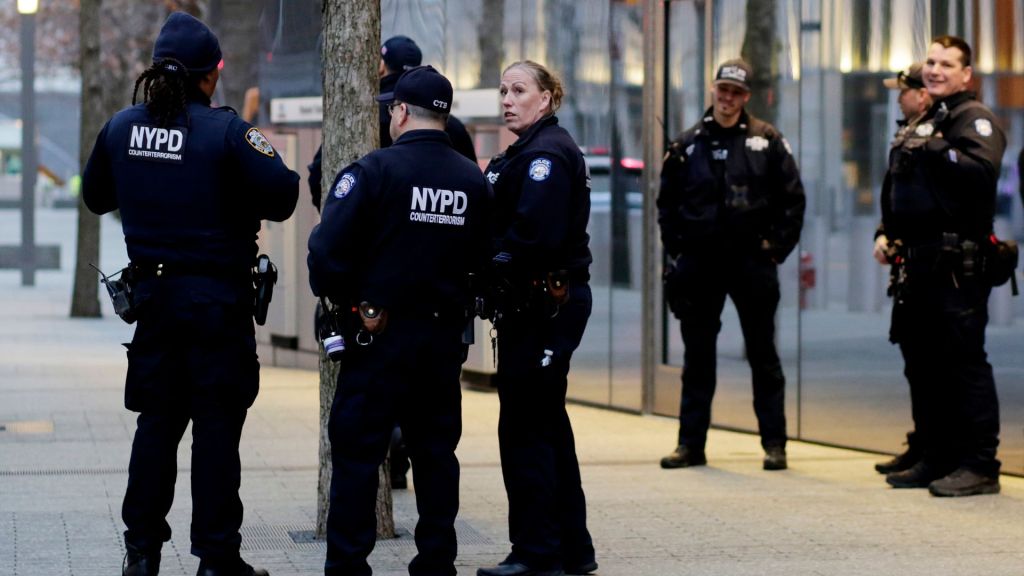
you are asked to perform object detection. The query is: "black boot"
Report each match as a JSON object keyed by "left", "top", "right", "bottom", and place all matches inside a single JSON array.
[
  {"left": 123, "top": 543, "right": 160, "bottom": 576},
  {"left": 875, "top": 445, "right": 921, "bottom": 474},
  {"left": 929, "top": 467, "right": 1000, "bottom": 497},
  {"left": 660, "top": 445, "right": 706, "bottom": 469},
  {"left": 885, "top": 461, "right": 948, "bottom": 489},
  {"left": 763, "top": 446, "right": 787, "bottom": 471},
  {"left": 477, "top": 562, "right": 564, "bottom": 576},
  {"left": 196, "top": 558, "right": 269, "bottom": 576}
]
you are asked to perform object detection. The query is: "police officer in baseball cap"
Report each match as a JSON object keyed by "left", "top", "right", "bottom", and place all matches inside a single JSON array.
[
  {"left": 83, "top": 12, "right": 298, "bottom": 576},
  {"left": 309, "top": 65, "right": 491, "bottom": 576}
]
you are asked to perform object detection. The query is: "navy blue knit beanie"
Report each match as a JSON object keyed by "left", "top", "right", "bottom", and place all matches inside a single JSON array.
[{"left": 153, "top": 12, "right": 222, "bottom": 74}]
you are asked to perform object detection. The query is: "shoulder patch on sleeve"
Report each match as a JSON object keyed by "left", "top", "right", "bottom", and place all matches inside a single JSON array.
[
  {"left": 974, "top": 118, "right": 993, "bottom": 138},
  {"left": 528, "top": 158, "right": 553, "bottom": 182},
  {"left": 245, "top": 127, "right": 275, "bottom": 157},
  {"left": 334, "top": 172, "right": 357, "bottom": 199}
]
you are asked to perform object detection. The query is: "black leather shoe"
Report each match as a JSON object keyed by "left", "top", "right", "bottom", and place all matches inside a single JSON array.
[
  {"left": 197, "top": 558, "right": 269, "bottom": 576},
  {"left": 885, "top": 461, "right": 947, "bottom": 489},
  {"left": 123, "top": 544, "right": 160, "bottom": 576},
  {"left": 875, "top": 447, "right": 921, "bottom": 474},
  {"left": 565, "top": 560, "right": 598, "bottom": 574},
  {"left": 929, "top": 467, "right": 1000, "bottom": 497},
  {"left": 477, "top": 562, "right": 564, "bottom": 576},
  {"left": 763, "top": 446, "right": 787, "bottom": 471},
  {"left": 660, "top": 445, "right": 706, "bottom": 469}
]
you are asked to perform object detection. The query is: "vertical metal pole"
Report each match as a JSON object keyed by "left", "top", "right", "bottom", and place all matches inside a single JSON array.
[{"left": 20, "top": 10, "right": 37, "bottom": 287}]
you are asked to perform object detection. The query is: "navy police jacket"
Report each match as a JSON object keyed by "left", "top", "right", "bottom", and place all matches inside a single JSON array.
[
  {"left": 880, "top": 91, "right": 1006, "bottom": 245},
  {"left": 484, "top": 115, "right": 593, "bottom": 278},
  {"left": 83, "top": 96, "right": 299, "bottom": 281},
  {"left": 307, "top": 129, "right": 491, "bottom": 315},
  {"left": 657, "top": 108, "right": 805, "bottom": 263}
]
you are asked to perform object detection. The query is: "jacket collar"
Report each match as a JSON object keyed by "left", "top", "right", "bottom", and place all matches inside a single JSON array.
[
  {"left": 505, "top": 114, "right": 559, "bottom": 157},
  {"left": 380, "top": 72, "right": 401, "bottom": 93},
  {"left": 930, "top": 90, "right": 975, "bottom": 117},
  {"left": 696, "top": 107, "right": 749, "bottom": 137},
  {"left": 392, "top": 128, "right": 453, "bottom": 147}
]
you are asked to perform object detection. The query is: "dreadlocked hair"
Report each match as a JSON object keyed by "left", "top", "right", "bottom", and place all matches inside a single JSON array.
[{"left": 132, "top": 58, "right": 193, "bottom": 128}]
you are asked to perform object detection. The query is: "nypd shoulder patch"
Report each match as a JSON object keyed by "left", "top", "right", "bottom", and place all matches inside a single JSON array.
[
  {"left": 528, "top": 158, "right": 552, "bottom": 182},
  {"left": 334, "top": 173, "right": 356, "bottom": 199},
  {"left": 245, "top": 127, "right": 275, "bottom": 157},
  {"left": 974, "top": 118, "right": 993, "bottom": 138}
]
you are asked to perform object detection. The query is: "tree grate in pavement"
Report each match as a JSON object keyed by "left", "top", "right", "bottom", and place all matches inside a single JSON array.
[{"left": 239, "top": 520, "right": 492, "bottom": 550}]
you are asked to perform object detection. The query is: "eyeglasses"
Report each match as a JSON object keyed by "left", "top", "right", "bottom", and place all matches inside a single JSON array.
[{"left": 388, "top": 102, "right": 404, "bottom": 114}]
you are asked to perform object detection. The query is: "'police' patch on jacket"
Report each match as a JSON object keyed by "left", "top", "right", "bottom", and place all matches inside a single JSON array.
[
  {"left": 245, "top": 127, "right": 275, "bottom": 157},
  {"left": 128, "top": 123, "right": 187, "bottom": 164},
  {"left": 746, "top": 136, "right": 769, "bottom": 152},
  {"left": 528, "top": 158, "right": 552, "bottom": 181},
  {"left": 974, "top": 118, "right": 993, "bottom": 137},
  {"left": 334, "top": 173, "right": 356, "bottom": 199}
]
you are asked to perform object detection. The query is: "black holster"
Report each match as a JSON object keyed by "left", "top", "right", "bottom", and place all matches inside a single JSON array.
[{"left": 253, "top": 254, "right": 277, "bottom": 326}]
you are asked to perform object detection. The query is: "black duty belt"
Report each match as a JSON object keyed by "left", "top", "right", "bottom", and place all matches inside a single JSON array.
[{"left": 131, "top": 261, "right": 251, "bottom": 280}]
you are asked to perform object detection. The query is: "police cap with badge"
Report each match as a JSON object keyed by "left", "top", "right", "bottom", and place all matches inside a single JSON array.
[
  {"left": 381, "top": 35, "right": 423, "bottom": 73},
  {"left": 713, "top": 58, "right": 752, "bottom": 92},
  {"left": 376, "top": 65, "right": 453, "bottom": 115},
  {"left": 883, "top": 62, "right": 925, "bottom": 91}
]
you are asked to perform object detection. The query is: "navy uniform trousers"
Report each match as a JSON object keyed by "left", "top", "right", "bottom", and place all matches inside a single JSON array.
[
  {"left": 892, "top": 255, "right": 1001, "bottom": 476},
  {"left": 670, "top": 250, "right": 787, "bottom": 451},
  {"left": 325, "top": 314, "right": 465, "bottom": 576},
  {"left": 122, "top": 275, "right": 258, "bottom": 564},
  {"left": 495, "top": 283, "right": 595, "bottom": 571}
]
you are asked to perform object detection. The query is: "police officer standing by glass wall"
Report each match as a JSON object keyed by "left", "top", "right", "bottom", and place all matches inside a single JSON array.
[
  {"left": 82, "top": 13, "right": 299, "bottom": 576},
  {"left": 875, "top": 36, "right": 1005, "bottom": 497},
  {"left": 477, "top": 61, "right": 596, "bottom": 576},
  {"left": 308, "top": 66, "right": 490, "bottom": 576},
  {"left": 657, "top": 59, "right": 805, "bottom": 472},
  {"left": 872, "top": 62, "right": 932, "bottom": 477}
]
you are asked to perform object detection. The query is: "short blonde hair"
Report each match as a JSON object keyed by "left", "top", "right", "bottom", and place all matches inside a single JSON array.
[{"left": 503, "top": 60, "right": 565, "bottom": 113}]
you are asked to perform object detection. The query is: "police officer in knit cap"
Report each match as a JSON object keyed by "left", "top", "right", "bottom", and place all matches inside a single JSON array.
[
  {"left": 657, "top": 58, "right": 805, "bottom": 472},
  {"left": 83, "top": 12, "right": 298, "bottom": 576},
  {"left": 309, "top": 65, "right": 491, "bottom": 576}
]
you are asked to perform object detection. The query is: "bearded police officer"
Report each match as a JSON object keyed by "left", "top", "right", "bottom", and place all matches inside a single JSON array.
[
  {"left": 872, "top": 62, "right": 932, "bottom": 477},
  {"left": 657, "top": 58, "right": 805, "bottom": 472},
  {"left": 877, "top": 36, "right": 1005, "bottom": 497},
  {"left": 83, "top": 12, "right": 299, "bottom": 576},
  {"left": 308, "top": 65, "right": 491, "bottom": 576}
]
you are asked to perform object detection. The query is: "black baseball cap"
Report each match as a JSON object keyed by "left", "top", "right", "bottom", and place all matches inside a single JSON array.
[
  {"left": 376, "top": 65, "right": 453, "bottom": 115},
  {"left": 883, "top": 62, "right": 925, "bottom": 90},
  {"left": 713, "top": 58, "right": 753, "bottom": 92},
  {"left": 152, "top": 12, "right": 222, "bottom": 73},
  {"left": 381, "top": 35, "right": 423, "bottom": 73}
]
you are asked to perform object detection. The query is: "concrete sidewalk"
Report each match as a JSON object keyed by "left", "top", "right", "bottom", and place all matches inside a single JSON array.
[{"left": 2, "top": 213, "right": 1024, "bottom": 575}]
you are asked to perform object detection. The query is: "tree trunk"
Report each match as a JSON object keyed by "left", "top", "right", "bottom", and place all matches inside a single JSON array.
[
  {"left": 317, "top": 0, "right": 393, "bottom": 541},
  {"left": 71, "top": 0, "right": 103, "bottom": 318},
  {"left": 478, "top": 0, "right": 505, "bottom": 88},
  {"left": 740, "top": 0, "right": 778, "bottom": 124},
  {"left": 206, "top": 0, "right": 261, "bottom": 112}
]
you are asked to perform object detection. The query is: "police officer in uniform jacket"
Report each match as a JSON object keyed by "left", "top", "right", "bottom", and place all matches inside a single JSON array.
[
  {"left": 307, "top": 66, "right": 490, "bottom": 576},
  {"left": 82, "top": 13, "right": 299, "bottom": 576},
  {"left": 872, "top": 63, "right": 932, "bottom": 477},
  {"left": 477, "top": 61, "right": 596, "bottom": 576},
  {"left": 876, "top": 36, "right": 1005, "bottom": 497},
  {"left": 657, "top": 59, "right": 805, "bottom": 472}
]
